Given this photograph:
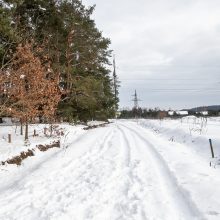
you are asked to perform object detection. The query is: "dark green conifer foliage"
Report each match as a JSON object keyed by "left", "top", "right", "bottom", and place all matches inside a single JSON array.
[{"left": 0, "top": 0, "right": 119, "bottom": 122}]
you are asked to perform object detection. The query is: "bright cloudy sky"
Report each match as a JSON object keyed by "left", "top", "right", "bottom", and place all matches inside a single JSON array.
[{"left": 83, "top": 0, "right": 220, "bottom": 110}]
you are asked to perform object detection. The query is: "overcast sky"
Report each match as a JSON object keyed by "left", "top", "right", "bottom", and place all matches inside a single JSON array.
[{"left": 83, "top": 0, "right": 220, "bottom": 110}]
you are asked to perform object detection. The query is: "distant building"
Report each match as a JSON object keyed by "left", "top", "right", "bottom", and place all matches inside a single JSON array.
[
  {"left": 175, "top": 111, "right": 188, "bottom": 116},
  {"left": 168, "top": 111, "right": 174, "bottom": 116},
  {"left": 200, "top": 111, "right": 208, "bottom": 116},
  {"left": 168, "top": 110, "right": 188, "bottom": 117}
]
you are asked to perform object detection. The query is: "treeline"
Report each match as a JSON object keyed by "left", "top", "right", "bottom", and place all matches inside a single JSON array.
[
  {"left": 119, "top": 108, "right": 220, "bottom": 119},
  {"left": 119, "top": 108, "right": 164, "bottom": 119},
  {"left": 0, "top": 0, "right": 119, "bottom": 125}
]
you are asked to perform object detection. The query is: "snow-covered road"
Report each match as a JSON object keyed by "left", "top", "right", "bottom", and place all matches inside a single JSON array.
[{"left": 0, "top": 120, "right": 219, "bottom": 220}]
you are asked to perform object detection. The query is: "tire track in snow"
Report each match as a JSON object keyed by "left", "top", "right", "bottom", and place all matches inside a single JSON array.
[
  {"left": 119, "top": 122, "right": 206, "bottom": 220},
  {"left": 49, "top": 127, "right": 117, "bottom": 219},
  {"left": 71, "top": 124, "right": 149, "bottom": 220},
  {"left": 117, "top": 125, "right": 131, "bottom": 167},
  {"left": 57, "top": 125, "right": 126, "bottom": 220},
  {"left": 115, "top": 125, "right": 148, "bottom": 220}
]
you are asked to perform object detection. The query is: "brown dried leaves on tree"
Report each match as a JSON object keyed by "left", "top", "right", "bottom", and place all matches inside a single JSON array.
[{"left": 0, "top": 42, "right": 61, "bottom": 123}]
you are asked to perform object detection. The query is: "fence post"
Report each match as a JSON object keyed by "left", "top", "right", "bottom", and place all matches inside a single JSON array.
[
  {"left": 8, "top": 134, "right": 11, "bottom": 143},
  {"left": 209, "top": 139, "right": 215, "bottom": 158},
  {"left": 44, "top": 127, "right": 47, "bottom": 136}
]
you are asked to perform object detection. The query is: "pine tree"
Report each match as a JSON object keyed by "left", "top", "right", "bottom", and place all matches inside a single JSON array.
[{"left": 0, "top": 1, "right": 18, "bottom": 67}]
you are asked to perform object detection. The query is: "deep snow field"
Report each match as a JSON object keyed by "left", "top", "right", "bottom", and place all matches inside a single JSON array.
[
  {"left": 0, "top": 117, "right": 220, "bottom": 220},
  {"left": 138, "top": 116, "right": 220, "bottom": 164}
]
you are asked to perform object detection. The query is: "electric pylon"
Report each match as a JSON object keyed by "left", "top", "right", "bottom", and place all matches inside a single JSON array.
[{"left": 132, "top": 90, "right": 141, "bottom": 109}]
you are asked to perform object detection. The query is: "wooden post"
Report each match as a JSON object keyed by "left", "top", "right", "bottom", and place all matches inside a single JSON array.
[
  {"left": 209, "top": 139, "right": 215, "bottom": 158},
  {"left": 44, "top": 127, "right": 47, "bottom": 136},
  {"left": 33, "top": 129, "right": 36, "bottom": 137},
  {"left": 50, "top": 124, "right": 53, "bottom": 137},
  {"left": 8, "top": 134, "right": 11, "bottom": 143}
]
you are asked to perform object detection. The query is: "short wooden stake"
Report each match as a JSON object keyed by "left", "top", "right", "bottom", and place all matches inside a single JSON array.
[
  {"left": 8, "top": 134, "right": 11, "bottom": 143},
  {"left": 33, "top": 129, "right": 37, "bottom": 137},
  {"left": 209, "top": 139, "right": 215, "bottom": 158},
  {"left": 44, "top": 127, "right": 47, "bottom": 136},
  {"left": 50, "top": 125, "right": 53, "bottom": 137}
]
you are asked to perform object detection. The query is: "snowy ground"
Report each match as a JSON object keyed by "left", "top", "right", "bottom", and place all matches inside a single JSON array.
[
  {"left": 0, "top": 118, "right": 220, "bottom": 219},
  {"left": 0, "top": 123, "right": 84, "bottom": 161}
]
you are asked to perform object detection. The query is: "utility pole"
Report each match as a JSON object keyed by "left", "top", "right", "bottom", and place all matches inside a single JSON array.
[
  {"left": 113, "top": 55, "right": 120, "bottom": 118},
  {"left": 113, "top": 55, "right": 117, "bottom": 103}
]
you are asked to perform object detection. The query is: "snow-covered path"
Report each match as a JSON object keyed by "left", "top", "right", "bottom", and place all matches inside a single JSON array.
[{"left": 0, "top": 121, "right": 219, "bottom": 220}]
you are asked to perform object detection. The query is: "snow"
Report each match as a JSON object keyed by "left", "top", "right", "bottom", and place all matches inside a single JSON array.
[
  {"left": 0, "top": 118, "right": 220, "bottom": 219},
  {"left": 87, "top": 120, "right": 106, "bottom": 126},
  {"left": 0, "top": 123, "right": 84, "bottom": 162},
  {"left": 0, "top": 117, "right": 13, "bottom": 125}
]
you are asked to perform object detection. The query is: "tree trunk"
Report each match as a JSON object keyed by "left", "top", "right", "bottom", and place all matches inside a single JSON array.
[
  {"left": 25, "top": 120, "right": 28, "bottom": 140},
  {"left": 20, "top": 120, "right": 23, "bottom": 135}
]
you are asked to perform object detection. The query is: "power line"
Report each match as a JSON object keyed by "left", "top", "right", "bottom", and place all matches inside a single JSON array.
[
  {"left": 125, "top": 89, "right": 220, "bottom": 93},
  {"left": 120, "top": 78, "right": 220, "bottom": 81},
  {"left": 118, "top": 65, "right": 220, "bottom": 68},
  {"left": 136, "top": 89, "right": 220, "bottom": 91}
]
